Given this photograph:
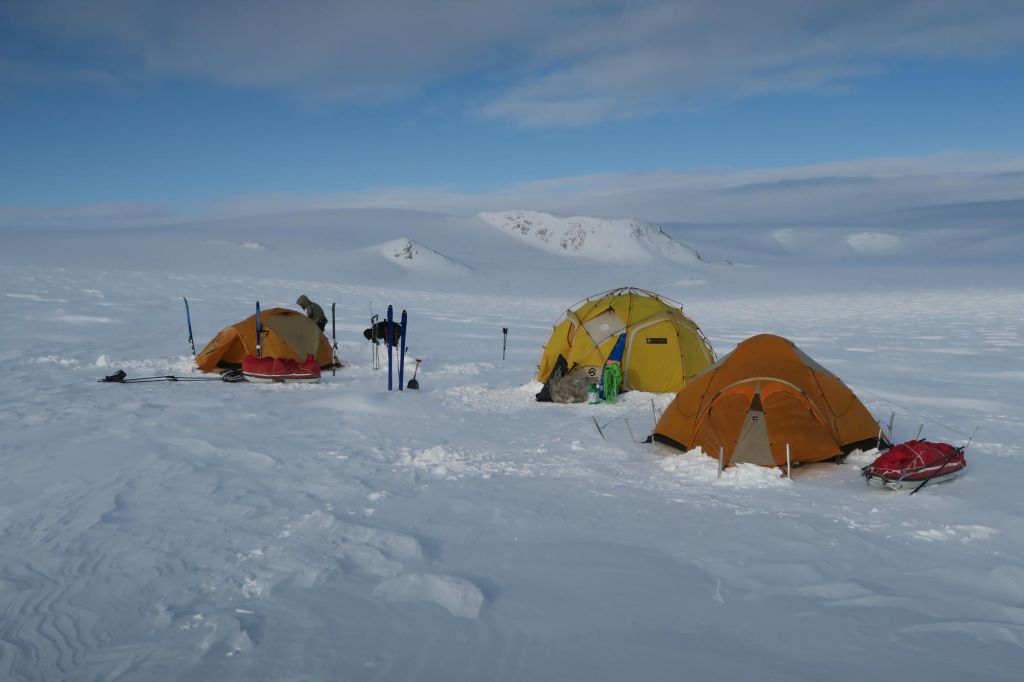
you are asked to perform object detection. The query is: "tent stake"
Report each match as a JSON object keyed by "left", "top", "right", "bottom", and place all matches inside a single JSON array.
[
  {"left": 915, "top": 423, "right": 924, "bottom": 440},
  {"left": 887, "top": 411, "right": 895, "bottom": 441},
  {"left": 624, "top": 418, "right": 638, "bottom": 444}
]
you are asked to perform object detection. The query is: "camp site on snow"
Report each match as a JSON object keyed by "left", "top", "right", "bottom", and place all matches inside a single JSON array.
[
  {"left": 10, "top": 208, "right": 1009, "bottom": 682},
  {"left": 100, "top": 285, "right": 973, "bottom": 493}
]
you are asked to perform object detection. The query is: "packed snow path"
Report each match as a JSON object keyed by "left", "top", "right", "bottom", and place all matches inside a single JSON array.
[{"left": 1, "top": 262, "right": 1022, "bottom": 680}]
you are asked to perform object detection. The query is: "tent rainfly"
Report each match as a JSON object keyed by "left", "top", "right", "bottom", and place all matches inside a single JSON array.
[
  {"left": 195, "top": 307, "right": 337, "bottom": 373},
  {"left": 536, "top": 287, "right": 715, "bottom": 396},
  {"left": 652, "top": 333, "right": 882, "bottom": 467}
]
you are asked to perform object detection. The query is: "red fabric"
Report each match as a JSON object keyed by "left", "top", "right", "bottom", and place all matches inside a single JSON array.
[
  {"left": 242, "top": 353, "right": 321, "bottom": 379},
  {"left": 865, "top": 440, "right": 965, "bottom": 480}
]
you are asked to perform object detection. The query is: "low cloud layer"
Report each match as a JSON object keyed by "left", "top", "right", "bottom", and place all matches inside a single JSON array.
[
  {"left": 5, "top": 151, "right": 1023, "bottom": 230},
  {"left": 4, "top": 1, "right": 1023, "bottom": 124}
]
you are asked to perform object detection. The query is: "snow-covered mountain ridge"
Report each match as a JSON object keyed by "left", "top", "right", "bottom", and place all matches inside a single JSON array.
[{"left": 479, "top": 210, "right": 715, "bottom": 264}]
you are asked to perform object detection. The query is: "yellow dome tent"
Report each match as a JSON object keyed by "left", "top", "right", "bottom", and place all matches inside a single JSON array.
[
  {"left": 652, "top": 334, "right": 881, "bottom": 467},
  {"left": 195, "top": 307, "right": 336, "bottom": 373},
  {"left": 536, "top": 287, "right": 715, "bottom": 395}
]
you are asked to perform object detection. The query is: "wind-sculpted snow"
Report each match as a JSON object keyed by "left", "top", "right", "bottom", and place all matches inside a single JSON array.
[
  {"left": 372, "top": 573, "right": 486, "bottom": 619},
  {"left": 0, "top": 223, "right": 1022, "bottom": 680}
]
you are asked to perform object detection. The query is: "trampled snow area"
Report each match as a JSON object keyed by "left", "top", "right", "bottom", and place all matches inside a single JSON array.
[{"left": 1, "top": 209, "right": 1023, "bottom": 680}]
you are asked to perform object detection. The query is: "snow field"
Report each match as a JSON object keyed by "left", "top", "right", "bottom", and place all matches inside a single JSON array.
[{"left": 0, "top": 221, "right": 1022, "bottom": 680}]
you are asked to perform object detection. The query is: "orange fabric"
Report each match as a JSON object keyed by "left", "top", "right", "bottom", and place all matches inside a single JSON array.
[
  {"left": 654, "top": 334, "right": 880, "bottom": 466},
  {"left": 195, "top": 307, "right": 335, "bottom": 373}
]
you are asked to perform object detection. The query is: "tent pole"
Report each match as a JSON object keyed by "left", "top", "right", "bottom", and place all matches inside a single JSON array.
[
  {"left": 718, "top": 446, "right": 723, "bottom": 479},
  {"left": 786, "top": 444, "right": 791, "bottom": 479}
]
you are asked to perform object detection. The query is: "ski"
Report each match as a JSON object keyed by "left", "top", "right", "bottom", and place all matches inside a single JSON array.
[
  {"left": 183, "top": 297, "right": 196, "bottom": 356},
  {"left": 101, "top": 369, "right": 245, "bottom": 383},
  {"left": 387, "top": 305, "right": 394, "bottom": 390},
  {"left": 399, "top": 309, "right": 407, "bottom": 391},
  {"left": 255, "top": 301, "right": 263, "bottom": 358}
]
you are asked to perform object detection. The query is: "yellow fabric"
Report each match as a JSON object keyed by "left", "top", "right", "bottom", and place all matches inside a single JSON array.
[
  {"left": 195, "top": 307, "right": 336, "bottom": 372},
  {"left": 536, "top": 287, "right": 715, "bottom": 393},
  {"left": 653, "top": 334, "right": 880, "bottom": 466}
]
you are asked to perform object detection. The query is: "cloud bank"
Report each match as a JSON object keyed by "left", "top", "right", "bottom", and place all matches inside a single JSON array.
[
  {"left": 4, "top": 151, "right": 1023, "bottom": 231},
  {"left": 4, "top": 0, "right": 1023, "bottom": 124}
]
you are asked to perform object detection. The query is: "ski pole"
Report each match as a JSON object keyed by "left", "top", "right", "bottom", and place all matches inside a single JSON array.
[
  {"left": 184, "top": 298, "right": 196, "bottom": 356},
  {"left": 399, "top": 310, "right": 407, "bottom": 391},
  {"left": 370, "top": 313, "right": 380, "bottom": 370},
  {"left": 255, "top": 301, "right": 263, "bottom": 358},
  {"left": 502, "top": 327, "right": 508, "bottom": 361},
  {"left": 331, "top": 302, "right": 338, "bottom": 376},
  {"left": 387, "top": 305, "right": 393, "bottom": 390}
]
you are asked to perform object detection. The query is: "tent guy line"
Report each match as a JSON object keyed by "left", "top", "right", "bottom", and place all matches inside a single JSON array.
[{"left": 848, "top": 383, "right": 979, "bottom": 441}]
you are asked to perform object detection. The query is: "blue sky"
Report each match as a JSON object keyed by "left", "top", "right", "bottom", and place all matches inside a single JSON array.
[{"left": 1, "top": 1, "right": 1023, "bottom": 225}]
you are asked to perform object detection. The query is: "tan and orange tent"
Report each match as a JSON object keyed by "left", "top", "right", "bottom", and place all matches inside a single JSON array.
[
  {"left": 195, "top": 307, "right": 337, "bottom": 373},
  {"left": 652, "top": 334, "right": 880, "bottom": 467},
  {"left": 536, "top": 287, "right": 715, "bottom": 394}
]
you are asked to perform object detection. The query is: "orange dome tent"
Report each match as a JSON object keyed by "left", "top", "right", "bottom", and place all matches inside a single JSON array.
[
  {"left": 195, "top": 307, "right": 336, "bottom": 373},
  {"left": 652, "top": 334, "right": 881, "bottom": 467}
]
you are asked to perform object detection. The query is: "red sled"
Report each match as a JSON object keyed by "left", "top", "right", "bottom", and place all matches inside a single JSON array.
[
  {"left": 862, "top": 439, "right": 966, "bottom": 491},
  {"left": 241, "top": 354, "right": 322, "bottom": 384}
]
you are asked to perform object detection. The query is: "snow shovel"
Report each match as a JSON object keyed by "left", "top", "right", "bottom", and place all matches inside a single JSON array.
[{"left": 407, "top": 358, "right": 422, "bottom": 390}]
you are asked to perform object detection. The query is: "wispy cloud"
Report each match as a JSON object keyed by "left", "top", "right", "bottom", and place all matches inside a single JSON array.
[{"left": 3, "top": 1, "right": 1023, "bottom": 123}]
